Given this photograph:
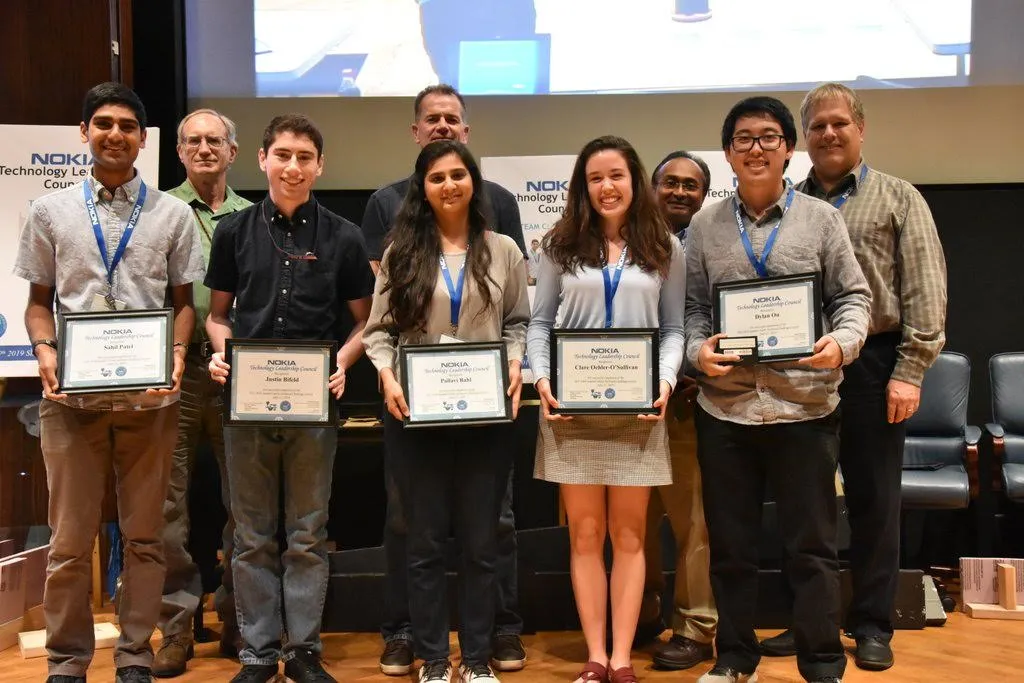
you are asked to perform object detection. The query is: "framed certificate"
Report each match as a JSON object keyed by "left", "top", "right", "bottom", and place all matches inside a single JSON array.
[
  {"left": 224, "top": 339, "right": 338, "bottom": 427},
  {"left": 550, "top": 328, "right": 659, "bottom": 415},
  {"left": 57, "top": 308, "right": 173, "bottom": 394},
  {"left": 399, "top": 341, "right": 512, "bottom": 428},
  {"left": 713, "top": 272, "right": 823, "bottom": 363}
]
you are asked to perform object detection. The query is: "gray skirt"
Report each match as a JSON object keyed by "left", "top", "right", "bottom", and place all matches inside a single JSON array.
[{"left": 533, "top": 414, "right": 671, "bottom": 486}]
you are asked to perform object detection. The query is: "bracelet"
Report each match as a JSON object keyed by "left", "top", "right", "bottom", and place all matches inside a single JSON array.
[
  {"left": 173, "top": 342, "right": 187, "bottom": 348},
  {"left": 31, "top": 338, "right": 58, "bottom": 351}
]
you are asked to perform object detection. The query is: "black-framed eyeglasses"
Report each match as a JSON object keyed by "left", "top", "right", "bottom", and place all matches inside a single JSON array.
[{"left": 730, "top": 134, "right": 785, "bottom": 153}]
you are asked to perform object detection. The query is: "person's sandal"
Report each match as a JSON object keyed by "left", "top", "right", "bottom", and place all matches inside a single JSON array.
[
  {"left": 575, "top": 661, "right": 609, "bottom": 682},
  {"left": 609, "top": 664, "right": 639, "bottom": 683}
]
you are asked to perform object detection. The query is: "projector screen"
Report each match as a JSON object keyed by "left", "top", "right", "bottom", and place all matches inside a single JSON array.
[
  {"left": 185, "top": 0, "right": 1024, "bottom": 189},
  {"left": 186, "top": 0, "right": 1024, "bottom": 99}
]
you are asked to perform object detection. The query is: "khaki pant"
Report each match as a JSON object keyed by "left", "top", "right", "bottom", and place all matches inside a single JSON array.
[
  {"left": 643, "top": 395, "right": 718, "bottom": 644},
  {"left": 40, "top": 399, "right": 178, "bottom": 676}
]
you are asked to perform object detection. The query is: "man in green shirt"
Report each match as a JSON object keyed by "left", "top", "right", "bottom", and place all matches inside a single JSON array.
[{"left": 154, "top": 108, "right": 251, "bottom": 678}]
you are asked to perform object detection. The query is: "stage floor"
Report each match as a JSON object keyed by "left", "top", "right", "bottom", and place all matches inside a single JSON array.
[{"left": 2, "top": 610, "right": 1020, "bottom": 682}]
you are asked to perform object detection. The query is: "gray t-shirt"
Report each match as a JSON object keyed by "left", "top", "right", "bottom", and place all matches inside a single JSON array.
[{"left": 14, "top": 172, "right": 206, "bottom": 410}]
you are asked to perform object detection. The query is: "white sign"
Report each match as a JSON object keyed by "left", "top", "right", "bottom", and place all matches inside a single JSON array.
[{"left": 0, "top": 125, "right": 161, "bottom": 377}]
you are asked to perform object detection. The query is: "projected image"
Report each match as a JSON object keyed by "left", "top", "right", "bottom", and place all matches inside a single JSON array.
[{"left": 251, "top": 0, "right": 971, "bottom": 97}]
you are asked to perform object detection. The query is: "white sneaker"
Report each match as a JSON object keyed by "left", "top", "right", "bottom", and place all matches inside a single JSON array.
[
  {"left": 697, "top": 666, "right": 758, "bottom": 683},
  {"left": 458, "top": 662, "right": 500, "bottom": 682},
  {"left": 420, "top": 659, "right": 453, "bottom": 682}
]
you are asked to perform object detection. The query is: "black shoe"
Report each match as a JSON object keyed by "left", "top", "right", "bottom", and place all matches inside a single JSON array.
[
  {"left": 632, "top": 617, "right": 666, "bottom": 648},
  {"left": 230, "top": 664, "right": 280, "bottom": 683},
  {"left": 652, "top": 634, "right": 714, "bottom": 670},
  {"left": 47, "top": 676, "right": 87, "bottom": 683},
  {"left": 759, "top": 629, "right": 796, "bottom": 657},
  {"left": 380, "top": 638, "right": 414, "bottom": 676},
  {"left": 854, "top": 636, "right": 894, "bottom": 671},
  {"left": 115, "top": 667, "right": 152, "bottom": 683},
  {"left": 490, "top": 633, "right": 526, "bottom": 671},
  {"left": 283, "top": 649, "right": 336, "bottom": 683}
]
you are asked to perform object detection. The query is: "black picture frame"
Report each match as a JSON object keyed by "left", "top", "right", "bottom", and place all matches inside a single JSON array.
[
  {"left": 224, "top": 338, "right": 338, "bottom": 427},
  {"left": 550, "top": 328, "right": 659, "bottom": 415},
  {"left": 56, "top": 308, "right": 174, "bottom": 394}
]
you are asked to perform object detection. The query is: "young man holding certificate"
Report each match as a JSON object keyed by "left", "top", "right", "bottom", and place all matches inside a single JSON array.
[
  {"left": 683, "top": 97, "right": 871, "bottom": 683},
  {"left": 756, "top": 83, "right": 947, "bottom": 672},
  {"left": 13, "top": 82, "right": 205, "bottom": 683},
  {"left": 205, "top": 114, "right": 374, "bottom": 683}
]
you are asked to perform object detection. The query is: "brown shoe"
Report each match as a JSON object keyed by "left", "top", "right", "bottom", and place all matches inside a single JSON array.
[
  {"left": 153, "top": 633, "right": 194, "bottom": 678},
  {"left": 652, "top": 634, "right": 715, "bottom": 670}
]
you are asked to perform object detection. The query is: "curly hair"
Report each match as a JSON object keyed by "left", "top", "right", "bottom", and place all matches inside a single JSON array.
[
  {"left": 382, "top": 140, "right": 495, "bottom": 333},
  {"left": 543, "top": 135, "right": 672, "bottom": 277}
]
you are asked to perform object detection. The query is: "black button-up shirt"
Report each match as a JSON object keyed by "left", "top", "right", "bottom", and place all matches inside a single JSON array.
[{"left": 206, "top": 196, "right": 375, "bottom": 341}]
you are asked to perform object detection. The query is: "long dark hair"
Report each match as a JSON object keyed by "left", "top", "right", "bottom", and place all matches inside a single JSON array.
[
  {"left": 543, "top": 135, "right": 672, "bottom": 277},
  {"left": 383, "top": 140, "right": 495, "bottom": 334}
]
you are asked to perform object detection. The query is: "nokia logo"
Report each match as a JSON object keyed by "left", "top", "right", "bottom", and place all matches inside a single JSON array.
[
  {"left": 441, "top": 361, "right": 470, "bottom": 368},
  {"left": 103, "top": 329, "right": 131, "bottom": 335},
  {"left": 591, "top": 347, "right": 618, "bottom": 354},
  {"left": 526, "top": 180, "right": 568, "bottom": 192},
  {"left": 31, "top": 153, "right": 92, "bottom": 166},
  {"left": 752, "top": 296, "right": 782, "bottom": 303},
  {"left": 267, "top": 360, "right": 297, "bottom": 366}
]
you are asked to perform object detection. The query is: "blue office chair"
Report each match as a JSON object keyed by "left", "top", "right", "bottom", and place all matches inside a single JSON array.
[{"left": 985, "top": 353, "right": 1024, "bottom": 503}]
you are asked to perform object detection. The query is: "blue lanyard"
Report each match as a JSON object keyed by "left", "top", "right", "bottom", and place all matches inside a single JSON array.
[
  {"left": 84, "top": 180, "right": 147, "bottom": 286},
  {"left": 733, "top": 187, "right": 793, "bottom": 279},
  {"left": 439, "top": 252, "right": 466, "bottom": 331},
  {"left": 601, "top": 245, "right": 629, "bottom": 328},
  {"left": 830, "top": 165, "right": 869, "bottom": 210}
]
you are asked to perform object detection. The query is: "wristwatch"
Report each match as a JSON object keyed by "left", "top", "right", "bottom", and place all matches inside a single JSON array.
[{"left": 31, "top": 338, "right": 58, "bottom": 353}]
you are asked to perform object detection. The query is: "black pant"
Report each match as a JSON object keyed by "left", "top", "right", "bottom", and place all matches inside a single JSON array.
[
  {"left": 696, "top": 406, "right": 846, "bottom": 682},
  {"left": 383, "top": 414, "right": 515, "bottom": 665},
  {"left": 838, "top": 333, "right": 905, "bottom": 641}
]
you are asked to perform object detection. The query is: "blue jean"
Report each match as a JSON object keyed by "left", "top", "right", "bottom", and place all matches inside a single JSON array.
[
  {"left": 225, "top": 425, "right": 335, "bottom": 665},
  {"left": 381, "top": 449, "right": 522, "bottom": 646}
]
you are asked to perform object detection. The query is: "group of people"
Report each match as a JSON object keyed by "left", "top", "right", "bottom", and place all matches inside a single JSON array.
[{"left": 14, "top": 76, "right": 946, "bottom": 683}]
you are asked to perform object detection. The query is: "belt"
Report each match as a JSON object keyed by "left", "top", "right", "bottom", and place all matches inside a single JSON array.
[{"left": 187, "top": 341, "right": 212, "bottom": 358}]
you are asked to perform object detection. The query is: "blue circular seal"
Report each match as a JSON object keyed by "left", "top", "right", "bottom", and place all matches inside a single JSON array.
[
  {"left": 456, "top": 400, "right": 468, "bottom": 411},
  {"left": 604, "top": 388, "right": 616, "bottom": 399},
  {"left": 280, "top": 401, "right": 292, "bottom": 412},
  {"left": 0, "top": 313, "right": 7, "bottom": 338},
  {"left": 767, "top": 336, "right": 778, "bottom": 347},
  {"left": 115, "top": 366, "right": 127, "bottom": 376}
]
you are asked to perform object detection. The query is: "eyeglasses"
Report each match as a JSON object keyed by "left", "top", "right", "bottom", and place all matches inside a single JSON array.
[
  {"left": 730, "top": 134, "right": 786, "bottom": 153},
  {"left": 658, "top": 178, "right": 702, "bottom": 192},
  {"left": 182, "top": 135, "right": 227, "bottom": 150}
]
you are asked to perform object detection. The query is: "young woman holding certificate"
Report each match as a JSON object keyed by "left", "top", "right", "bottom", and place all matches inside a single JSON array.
[
  {"left": 527, "top": 136, "right": 686, "bottom": 683},
  {"left": 362, "top": 139, "right": 530, "bottom": 683}
]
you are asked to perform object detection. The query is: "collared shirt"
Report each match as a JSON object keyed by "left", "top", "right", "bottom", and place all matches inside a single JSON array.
[
  {"left": 13, "top": 172, "right": 206, "bottom": 410},
  {"left": 166, "top": 180, "right": 252, "bottom": 344},
  {"left": 685, "top": 187, "right": 871, "bottom": 425},
  {"left": 360, "top": 176, "right": 527, "bottom": 261},
  {"left": 206, "top": 196, "right": 375, "bottom": 341},
  {"left": 798, "top": 161, "right": 947, "bottom": 385}
]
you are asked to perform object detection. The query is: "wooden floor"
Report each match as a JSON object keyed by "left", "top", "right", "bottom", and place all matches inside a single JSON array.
[{"left": 2, "top": 612, "right": 1022, "bottom": 682}]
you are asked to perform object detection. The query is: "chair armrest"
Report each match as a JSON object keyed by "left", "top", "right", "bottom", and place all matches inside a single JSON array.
[
  {"left": 965, "top": 425, "right": 982, "bottom": 445},
  {"left": 984, "top": 423, "right": 1005, "bottom": 439}
]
